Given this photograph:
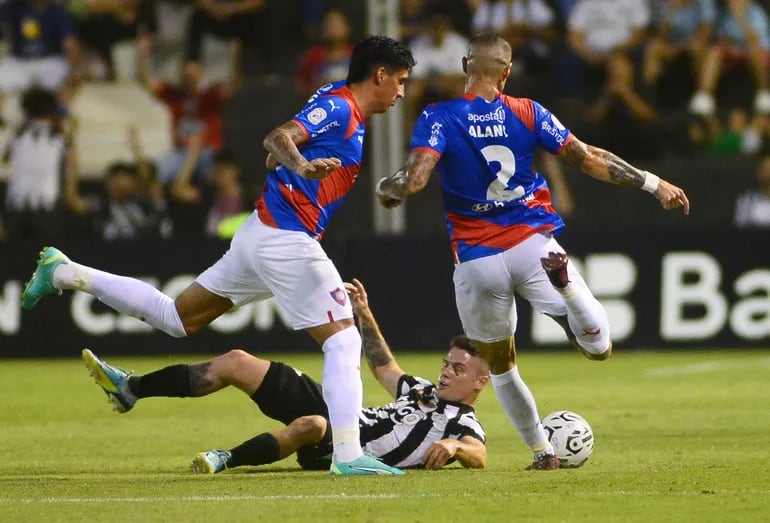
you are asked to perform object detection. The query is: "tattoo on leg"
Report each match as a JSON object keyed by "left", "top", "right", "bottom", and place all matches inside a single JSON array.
[{"left": 188, "top": 362, "right": 214, "bottom": 394}]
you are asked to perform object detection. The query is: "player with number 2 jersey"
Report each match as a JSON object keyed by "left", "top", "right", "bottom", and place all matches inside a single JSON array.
[
  {"left": 375, "top": 33, "right": 689, "bottom": 471},
  {"left": 410, "top": 93, "right": 570, "bottom": 263}
]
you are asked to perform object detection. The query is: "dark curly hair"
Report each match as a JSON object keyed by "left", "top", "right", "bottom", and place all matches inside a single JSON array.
[{"left": 346, "top": 35, "right": 416, "bottom": 84}]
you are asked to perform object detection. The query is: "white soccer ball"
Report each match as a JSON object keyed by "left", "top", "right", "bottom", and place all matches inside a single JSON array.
[{"left": 541, "top": 410, "right": 594, "bottom": 468}]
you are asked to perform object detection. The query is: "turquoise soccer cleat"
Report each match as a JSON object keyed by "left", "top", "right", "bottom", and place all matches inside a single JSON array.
[
  {"left": 191, "top": 450, "right": 232, "bottom": 474},
  {"left": 81, "top": 349, "right": 137, "bottom": 413},
  {"left": 21, "top": 246, "right": 70, "bottom": 310},
  {"left": 329, "top": 454, "right": 405, "bottom": 476}
]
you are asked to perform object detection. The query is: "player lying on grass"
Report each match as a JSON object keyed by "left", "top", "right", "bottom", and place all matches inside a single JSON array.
[{"left": 82, "top": 279, "right": 489, "bottom": 473}]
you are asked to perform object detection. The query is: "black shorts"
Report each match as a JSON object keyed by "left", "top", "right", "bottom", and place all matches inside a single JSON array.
[{"left": 250, "top": 361, "right": 333, "bottom": 470}]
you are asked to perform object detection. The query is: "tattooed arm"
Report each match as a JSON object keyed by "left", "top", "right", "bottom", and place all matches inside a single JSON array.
[
  {"left": 376, "top": 150, "right": 439, "bottom": 208},
  {"left": 559, "top": 136, "right": 690, "bottom": 214},
  {"left": 262, "top": 121, "right": 341, "bottom": 179},
  {"left": 344, "top": 279, "right": 406, "bottom": 398}
]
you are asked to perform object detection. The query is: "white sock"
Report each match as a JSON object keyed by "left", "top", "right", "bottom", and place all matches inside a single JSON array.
[
  {"left": 490, "top": 366, "right": 552, "bottom": 454},
  {"left": 53, "top": 262, "right": 187, "bottom": 338},
  {"left": 321, "top": 326, "right": 364, "bottom": 463},
  {"left": 558, "top": 284, "right": 611, "bottom": 356}
]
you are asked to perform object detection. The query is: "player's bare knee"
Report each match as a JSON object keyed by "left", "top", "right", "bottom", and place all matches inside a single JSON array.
[
  {"left": 292, "top": 415, "right": 327, "bottom": 444},
  {"left": 220, "top": 348, "right": 249, "bottom": 363},
  {"left": 215, "top": 349, "right": 252, "bottom": 377}
]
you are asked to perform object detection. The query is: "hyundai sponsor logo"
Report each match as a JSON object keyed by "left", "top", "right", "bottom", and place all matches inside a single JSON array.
[{"left": 471, "top": 202, "right": 494, "bottom": 212}]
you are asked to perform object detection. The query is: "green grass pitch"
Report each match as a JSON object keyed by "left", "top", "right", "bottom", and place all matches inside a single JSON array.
[{"left": 1, "top": 348, "right": 769, "bottom": 522}]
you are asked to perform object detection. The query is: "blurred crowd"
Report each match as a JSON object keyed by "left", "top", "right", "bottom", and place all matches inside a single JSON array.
[{"left": 2, "top": 0, "right": 770, "bottom": 245}]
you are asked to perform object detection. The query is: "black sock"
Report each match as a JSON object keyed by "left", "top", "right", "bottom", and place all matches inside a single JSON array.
[
  {"left": 228, "top": 433, "right": 281, "bottom": 467},
  {"left": 128, "top": 364, "right": 192, "bottom": 398}
]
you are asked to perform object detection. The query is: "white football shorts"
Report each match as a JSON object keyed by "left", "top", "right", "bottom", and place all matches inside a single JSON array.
[
  {"left": 195, "top": 211, "right": 353, "bottom": 330},
  {"left": 453, "top": 232, "right": 591, "bottom": 342}
]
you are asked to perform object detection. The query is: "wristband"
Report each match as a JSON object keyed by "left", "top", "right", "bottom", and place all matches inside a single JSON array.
[
  {"left": 376, "top": 173, "right": 406, "bottom": 200},
  {"left": 375, "top": 177, "right": 389, "bottom": 197},
  {"left": 641, "top": 171, "right": 660, "bottom": 193}
]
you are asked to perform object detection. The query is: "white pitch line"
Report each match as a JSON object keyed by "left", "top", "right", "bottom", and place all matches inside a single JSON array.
[
  {"left": 3, "top": 494, "right": 416, "bottom": 505},
  {"left": 644, "top": 357, "right": 770, "bottom": 377},
  {"left": 4, "top": 490, "right": 770, "bottom": 504}
]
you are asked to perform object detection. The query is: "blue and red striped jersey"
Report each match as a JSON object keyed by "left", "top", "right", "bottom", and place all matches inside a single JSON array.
[
  {"left": 410, "top": 93, "right": 571, "bottom": 262},
  {"left": 256, "top": 80, "right": 365, "bottom": 239}
]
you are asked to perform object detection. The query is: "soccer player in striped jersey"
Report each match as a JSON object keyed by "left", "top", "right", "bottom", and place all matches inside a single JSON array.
[
  {"left": 22, "top": 35, "right": 416, "bottom": 476},
  {"left": 81, "top": 279, "right": 489, "bottom": 473},
  {"left": 375, "top": 33, "right": 690, "bottom": 470}
]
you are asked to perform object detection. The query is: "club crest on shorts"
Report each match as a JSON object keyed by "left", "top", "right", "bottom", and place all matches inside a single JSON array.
[{"left": 330, "top": 287, "right": 347, "bottom": 306}]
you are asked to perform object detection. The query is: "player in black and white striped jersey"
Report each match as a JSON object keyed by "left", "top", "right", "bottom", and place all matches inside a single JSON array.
[
  {"left": 81, "top": 279, "right": 490, "bottom": 473},
  {"left": 349, "top": 278, "right": 487, "bottom": 470},
  {"left": 356, "top": 372, "right": 485, "bottom": 469}
]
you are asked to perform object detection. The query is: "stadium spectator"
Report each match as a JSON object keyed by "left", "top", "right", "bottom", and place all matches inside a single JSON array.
[
  {"left": 404, "top": 14, "right": 468, "bottom": 138},
  {"left": 167, "top": 133, "right": 246, "bottom": 237},
  {"left": 545, "top": 0, "right": 576, "bottom": 31},
  {"left": 470, "top": 0, "right": 557, "bottom": 75},
  {"left": 536, "top": 150, "right": 575, "bottom": 217},
  {"left": 136, "top": 33, "right": 241, "bottom": 186},
  {"left": 0, "top": 0, "right": 82, "bottom": 126},
  {"left": 734, "top": 153, "right": 770, "bottom": 227},
  {"left": 561, "top": 0, "right": 651, "bottom": 104},
  {"left": 203, "top": 149, "right": 246, "bottom": 237},
  {"left": 298, "top": 0, "right": 326, "bottom": 41},
  {"left": 295, "top": 9, "right": 353, "bottom": 98},
  {"left": 643, "top": 0, "right": 716, "bottom": 109},
  {"left": 94, "top": 160, "right": 172, "bottom": 241},
  {"left": 1, "top": 86, "right": 86, "bottom": 242},
  {"left": 165, "top": 133, "right": 212, "bottom": 236},
  {"left": 183, "top": 0, "right": 268, "bottom": 70},
  {"left": 21, "top": 35, "right": 416, "bottom": 477},
  {"left": 68, "top": 0, "right": 155, "bottom": 82},
  {"left": 400, "top": 0, "right": 430, "bottom": 45},
  {"left": 689, "top": 0, "right": 770, "bottom": 115},
  {"left": 408, "top": 13, "right": 468, "bottom": 98},
  {"left": 434, "top": 0, "right": 475, "bottom": 37},
  {"left": 687, "top": 108, "right": 764, "bottom": 155},
  {"left": 80, "top": 278, "right": 488, "bottom": 473},
  {"left": 581, "top": 46, "right": 661, "bottom": 159},
  {"left": 376, "top": 33, "right": 689, "bottom": 471},
  {"left": 127, "top": 125, "right": 166, "bottom": 210}
]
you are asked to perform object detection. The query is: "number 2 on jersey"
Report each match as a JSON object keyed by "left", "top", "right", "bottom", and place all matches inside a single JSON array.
[{"left": 482, "top": 145, "right": 524, "bottom": 202}]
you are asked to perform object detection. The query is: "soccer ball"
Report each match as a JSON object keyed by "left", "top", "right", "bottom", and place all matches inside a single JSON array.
[{"left": 541, "top": 410, "right": 594, "bottom": 468}]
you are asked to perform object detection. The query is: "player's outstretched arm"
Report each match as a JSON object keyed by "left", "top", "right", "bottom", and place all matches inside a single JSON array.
[
  {"left": 422, "top": 436, "right": 487, "bottom": 470},
  {"left": 376, "top": 150, "right": 439, "bottom": 208},
  {"left": 344, "top": 278, "right": 405, "bottom": 398},
  {"left": 559, "top": 136, "right": 690, "bottom": 215},
  {"left": 263, "top": 121, "right": 341, "bottom": 179}
]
